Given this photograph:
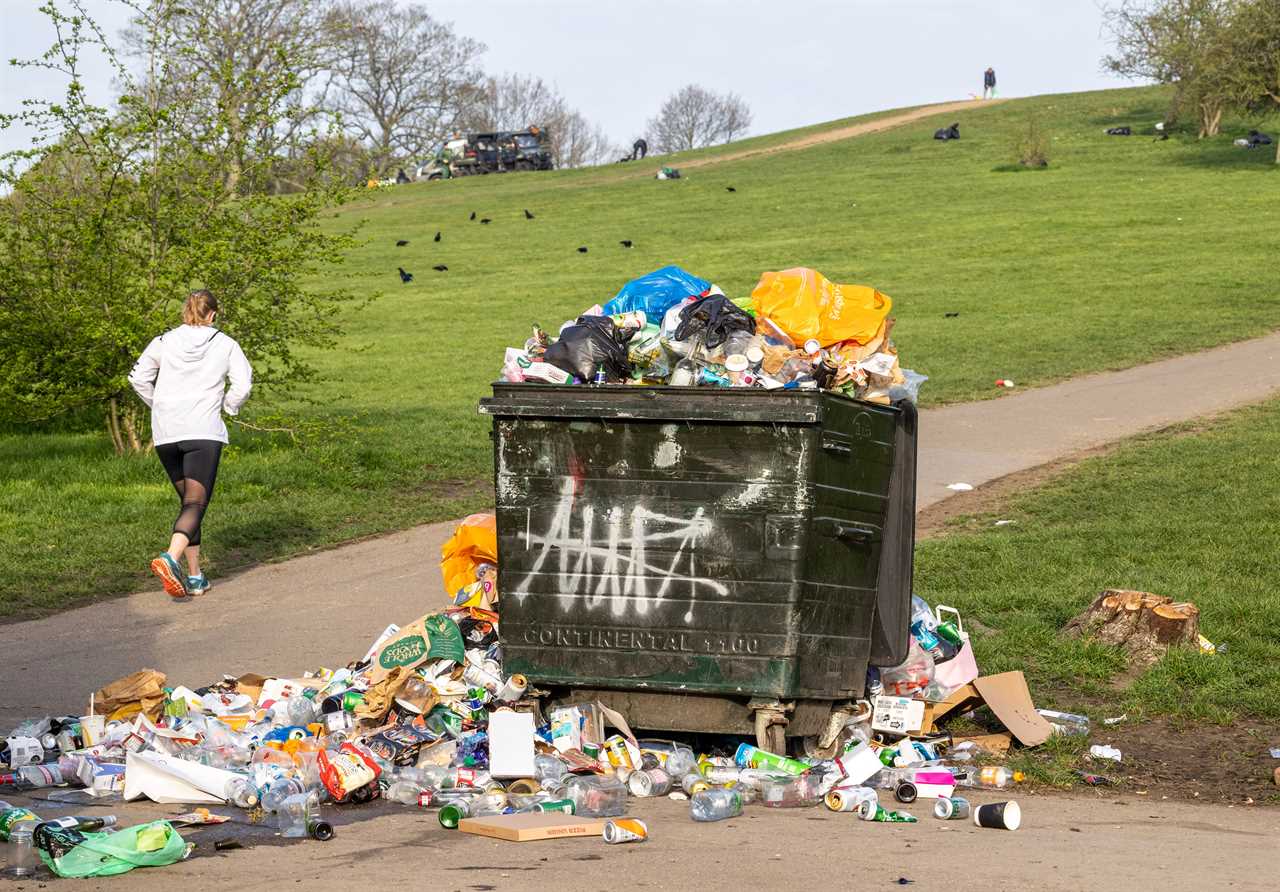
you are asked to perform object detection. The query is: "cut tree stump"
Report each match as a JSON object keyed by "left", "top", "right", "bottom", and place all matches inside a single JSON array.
[{"left": 1064, "top": 589, "right": 1200, "bottom": 666}]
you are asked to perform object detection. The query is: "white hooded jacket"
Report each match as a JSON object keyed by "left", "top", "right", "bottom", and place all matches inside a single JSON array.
[{"left": 128, "top": 325, "right": 253, "bottom": 446}]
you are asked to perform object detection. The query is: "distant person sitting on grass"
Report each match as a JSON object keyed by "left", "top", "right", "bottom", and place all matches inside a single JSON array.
[
  {"left": 983, "top": 67, "right": 996, "bottom": 100},
  {"left": 128, "top": 290, "right": 252, "bottom": 600}
]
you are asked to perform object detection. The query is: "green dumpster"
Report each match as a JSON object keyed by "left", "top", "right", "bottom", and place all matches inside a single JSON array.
[{"left": 478, "top": 383, "right": 916, "bottom": 751}]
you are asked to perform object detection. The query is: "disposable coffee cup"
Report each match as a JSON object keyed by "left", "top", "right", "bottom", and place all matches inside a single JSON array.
[{"left": 973, "top": 800, "right": 1021, "bottom": 830}]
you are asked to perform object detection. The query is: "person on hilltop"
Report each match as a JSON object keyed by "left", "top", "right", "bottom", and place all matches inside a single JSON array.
[
  {"left": 128, "top": 290, "right": 252, "bottom": 599},
  {"left": 983, "top": 67, "right": 997, "bottom": 100},
  {"left": 632, "top": 137, "right": 648, "bottom": 160}
]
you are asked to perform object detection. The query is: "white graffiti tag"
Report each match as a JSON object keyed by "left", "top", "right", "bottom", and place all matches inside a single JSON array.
[{"left": 518, "top": 481, "right": 729, "bottom": 623}]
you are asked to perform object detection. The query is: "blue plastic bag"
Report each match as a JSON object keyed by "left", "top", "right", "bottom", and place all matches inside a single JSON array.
[{"left": 600, "top": 266, "right": 711, "bottom": 319}]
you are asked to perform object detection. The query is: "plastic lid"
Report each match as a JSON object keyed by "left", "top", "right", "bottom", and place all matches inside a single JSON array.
[
  {"left": 803, "top": 339, "right": 822, "bottom": 354},
  {"left": 745, "top": 345, "right": 764, "bottom": 364},
  {"left": 724, "top": 354, "right": 749, "bottom": 372}
]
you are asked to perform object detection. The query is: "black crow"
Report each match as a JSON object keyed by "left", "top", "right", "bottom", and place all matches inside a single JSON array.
[
  {"left": 480, "top": 218, "right": 492, "bottom": 224},
  {"left": 726, "top": 186, "right": 736, "bottom": 192},
  {"left": 395, "top": 239, "right": 409, "bottom": 247},
  {"left": 945, "top": 312, "right": 960, "bottom": 318},
  {"left": 434, "top": 231, "right": 442, "bottom": 242},
  {"left": 524, "top": 209, "right": 535, "bottom": 220},
  {"left": 398, "top": 267, "right": 413, "bottom": 283},
  {"left": 432, "top": 264, "right": 448, "bottom": 272},
  {"left": 619, "top": 240, "right": 633, "bottom": 248},
  {"left": 577, "top": 246, "right": 588, "bottom": 253},
  {"left": 470, "top": 211, "right": 476, "bottom": 220}
]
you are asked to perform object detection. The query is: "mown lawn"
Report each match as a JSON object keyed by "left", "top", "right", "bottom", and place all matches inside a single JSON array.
[
  {"left": 915, "top": 397, "right": 1280, "bottom": 724},
  {"left": 2, "top": 84, "right": 1278, "bottom": 613}
]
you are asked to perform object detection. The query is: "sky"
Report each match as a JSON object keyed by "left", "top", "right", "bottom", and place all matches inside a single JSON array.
[{"left": 0, "top": 0, "right": 1141, "bottom": 155}]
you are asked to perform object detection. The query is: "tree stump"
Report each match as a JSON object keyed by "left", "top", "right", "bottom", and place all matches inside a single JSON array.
[{"left": 1064, "top": 589, "right": 1200, "bottom": 666}]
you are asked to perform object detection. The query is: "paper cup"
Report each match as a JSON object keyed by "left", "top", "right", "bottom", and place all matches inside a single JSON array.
[
  {"left": 973, "top": 800, "right": 1021, "bottom": 830},
  {"left": 80, "top": 715, "right": 106, "bottom": 746}
]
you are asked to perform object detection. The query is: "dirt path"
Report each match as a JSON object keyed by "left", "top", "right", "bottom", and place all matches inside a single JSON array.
[
  {"left": 4, "top": 330, "right": 1279, "bottom": 729},
  {"left": 671, "top": 98, "right": 1001, "bottom": 171}
]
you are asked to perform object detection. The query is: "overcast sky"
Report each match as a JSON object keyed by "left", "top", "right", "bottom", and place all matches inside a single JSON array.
[{"left": 0, "top": 0, "right": 1139, "bottom": 154}]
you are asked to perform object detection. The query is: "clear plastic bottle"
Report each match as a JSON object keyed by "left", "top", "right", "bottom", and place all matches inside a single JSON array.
[
  {"left": 533, "top": 754, "right": 567, "bottom": 785},
  {"left": 664, "top": 747, "right": 697, "bottom": 779},
  {"left": 954, "top": 766, "right": 1024, "bottom": 789},
  {"left": 384, "top": 781, "right": 431, "bottom": 806},
  {"left": 564, "top": 775, "right": 627, "bottom": 817},
  {"left": 261, "top": 776, "right": 305, "bottom": 812},
  {"left": 0, "top": 765, "right": 64, "bottom": 789},
  {"left": 287, "top": 697, "right": 317, "bottom": 727},
  {"left": 223, "top": 776, "right": 260, "bottom": 809},
  {"left": 690, "top": 788, "right": 743, "bottom": 822}
]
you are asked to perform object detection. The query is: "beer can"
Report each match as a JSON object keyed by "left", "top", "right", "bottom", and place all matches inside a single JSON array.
[
  {"left": 603, "top": 735, "right": 635, "bottom": 769},
  {"left": 825, "top": 787, "right": 876, "bottom": 813},
  {"left": 627, "top": 767, "right": 672, "bottom": 798},
  {"left": 934, "top": 796, "right": 970, "bottom": 820},
  {"left": 535, "top": 798, "right": 575, "bottom": 814},
  {"left": 602, "top": 818, "right": 648, "bottom": 844}
]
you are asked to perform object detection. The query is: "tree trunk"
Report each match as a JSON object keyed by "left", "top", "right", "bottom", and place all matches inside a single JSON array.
[
  {"left": 1065, "top": 589, "right": 1200, "bottom": 666},
  {"left": 121, "top": 404, "right": 144, "bottom": 453},
  {"left": 1198, "top": 101, "right": 1222, "bottom": 139},
  {"left": 106, "top": 397, "right": 126, "bottom": 456}
]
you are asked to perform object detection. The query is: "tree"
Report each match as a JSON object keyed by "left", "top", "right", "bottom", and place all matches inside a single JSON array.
[
  {"left": 329, "top": 0, "right": 485, "bottom": 176},
  {"left": 1222, "top": 0, "right": 1280, "bottom": 162},
  {"left": 0, "top": 0, "right": 361, "bottom": 453},
  {"left": 461, "top": 73, "right": 616, "bottom": 168},
  {"left": 123, "top": 0, "right": 341, "bottom": 196},
  {"left": 1102, "top": 0, "right": 1236, "bottom": 136},
  {"left": 645, "top": 84, "right": 753, "bottom": 153}
]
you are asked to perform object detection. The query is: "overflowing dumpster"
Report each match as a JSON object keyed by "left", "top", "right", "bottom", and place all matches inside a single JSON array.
[{"left": 480, "top": 384, "right": 917, "bottom": 749}]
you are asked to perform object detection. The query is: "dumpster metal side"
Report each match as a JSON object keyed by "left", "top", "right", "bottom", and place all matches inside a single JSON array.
[{"left": 480, "top": 384, "right": 915, "bottom": 739}]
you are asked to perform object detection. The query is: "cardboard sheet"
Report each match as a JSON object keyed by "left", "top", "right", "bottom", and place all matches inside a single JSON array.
[
  {"left": 972, "top": 672, "right": 1053, "bottom": 746},
  {"left": 458, "top": 812, "right": 608, "bottom": 842}
]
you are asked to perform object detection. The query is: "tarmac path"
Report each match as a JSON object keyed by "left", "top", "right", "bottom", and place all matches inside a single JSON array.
[{"left": 3, "top": 331, "right": 1279, "bottom": 887}]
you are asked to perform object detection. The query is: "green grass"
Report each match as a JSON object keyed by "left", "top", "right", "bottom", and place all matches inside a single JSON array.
[
  {"left": 2, "top": 84, "right": 1279, "bottom": 612},
  {"left": 915, "top": 397, "right": 1280, "bottom": 723}
]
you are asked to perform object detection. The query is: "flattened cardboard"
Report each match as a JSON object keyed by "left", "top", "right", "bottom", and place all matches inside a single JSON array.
[
  {"left": 972, "top": 672, "right": 1053, "bottom": 747},
  {"left": 951, "top": 732, "right": 1013, "bottom": 756},
  {"left": 458, "top": 812, "right": 608, "bottom": 842},
  {"left": 920, "top": 683, "right": 983, "bottom": 734}
]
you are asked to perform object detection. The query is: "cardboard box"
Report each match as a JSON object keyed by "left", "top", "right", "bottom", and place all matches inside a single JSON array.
[{"left": 458, "top": 812, "right": 608, "bottom": 842}]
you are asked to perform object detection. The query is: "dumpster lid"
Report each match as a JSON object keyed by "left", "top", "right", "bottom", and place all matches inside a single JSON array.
[{"left": 479, "top": 383, "right": 896, "bottom": 423}]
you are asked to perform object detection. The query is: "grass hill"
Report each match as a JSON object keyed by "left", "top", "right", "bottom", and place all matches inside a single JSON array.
[{"left": 2, "top": 84, "right": 1278, "bottom": 614}]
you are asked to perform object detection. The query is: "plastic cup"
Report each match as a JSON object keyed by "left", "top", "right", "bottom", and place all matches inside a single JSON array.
[{"left": 4, "top": 826, "right": 38, "bottom": 877}]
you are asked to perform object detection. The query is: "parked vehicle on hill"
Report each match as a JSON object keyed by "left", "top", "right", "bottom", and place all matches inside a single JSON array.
[{"left": 416, "top": 128, "right": 554, "bottom": 180}]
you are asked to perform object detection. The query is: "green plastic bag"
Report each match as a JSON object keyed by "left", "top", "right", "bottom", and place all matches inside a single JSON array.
[{"left": 41, "top": 820, "right": 188, "bottom": 879}]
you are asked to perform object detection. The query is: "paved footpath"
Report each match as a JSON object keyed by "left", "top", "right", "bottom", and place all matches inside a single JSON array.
[{"left": 3, "top": 332, "right": 1279, "bottom": 887}]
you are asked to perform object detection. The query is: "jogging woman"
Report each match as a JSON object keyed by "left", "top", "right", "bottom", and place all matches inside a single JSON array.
[{"left": 128, "top": 290, "right": 252, "bottom": 598}]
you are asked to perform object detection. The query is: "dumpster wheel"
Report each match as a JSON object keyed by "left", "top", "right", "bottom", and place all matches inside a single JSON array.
[{"left": 750, "top": 700, "right": 793, "bottom": 755}]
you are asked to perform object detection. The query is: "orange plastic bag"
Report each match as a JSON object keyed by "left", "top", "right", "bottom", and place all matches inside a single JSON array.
[
  {"left": 440, "top": 513, "right": 498, "bottom": 598},
  {"left": 750, "top": 267, "right": 892, "bottom": 347}
]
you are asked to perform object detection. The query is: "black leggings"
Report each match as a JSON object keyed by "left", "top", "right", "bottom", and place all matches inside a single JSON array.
[{"left": 155, "top": 440, "right": 223, "bottom": 547}]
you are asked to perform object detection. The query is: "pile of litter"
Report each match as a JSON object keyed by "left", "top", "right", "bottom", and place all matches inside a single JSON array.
[
  {"left": 500, "top": 265, "right": 926, "bottom": 405},
  {"left": 1, "top": 515, "right": 1100, "bottom": 878}
]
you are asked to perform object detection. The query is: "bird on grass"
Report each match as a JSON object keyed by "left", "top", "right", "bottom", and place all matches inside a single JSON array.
[
  {"left": 945, "top": 312, "right": 960, "bottom": 318},
  {"left": 397, "top": 267, "right": 413, "bottom": 283},
  {"left": 433, "top": 264, "right": 448, "bottom": 272},
  {"left": 469, "top": 211, "right": 476, "bottom": 220},
  {"left": 524, "top": 209, "right": 535, "bottom": 220},
  {"left": 434, "top": 231, "right": 442, "bottom": 242},
  {"left": 577, "top": 246, "right": 588, "bottom": 253},
  {"left": 725, "top": 186, "right": 737, "bottom": 192},
  {"left": 480, "top": 218, "right": 492, "bottom": 224},
  {"left": 619, "top": 240, "right": 633, "bottom": 248},
  {"left": 395, "top": 239, "right": 409, "bottom": 247}
]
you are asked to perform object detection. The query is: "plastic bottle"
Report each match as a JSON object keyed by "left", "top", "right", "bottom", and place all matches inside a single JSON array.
[
  {"left": 0, "top": 765, "right": 64, "bottom": 790},
  {"left": 1037, "top": 710, "right": 1090, "bottom": 737},
  {"left": 664, "top": 747, "right": 697, "bottom": 779},
  {"left": 287, "top": 696, "right": 317, "bottom": 727},
  {"left": 733, "top": 743, "right": 810, "bottom": 777},
  {"left": 223, "top": 776, "right": 259, "bottom": 809},
  {"left": 669, "top": 354, "right": 700, "bottom": 386},
  {"left": 954, "top": 766, "right": 1024, "bottom": 789},
  {"left": 261, "top": 776, "right": 306, "bottom": 812},
  {"left": 564, "top": 775, "right": 627, "bottom": 817},
  {"left": 385, "top": 781, "right": 431, "bottom": 806},
  {"left": 690, "top": 788, "right": 743, "bottom": 822}
]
